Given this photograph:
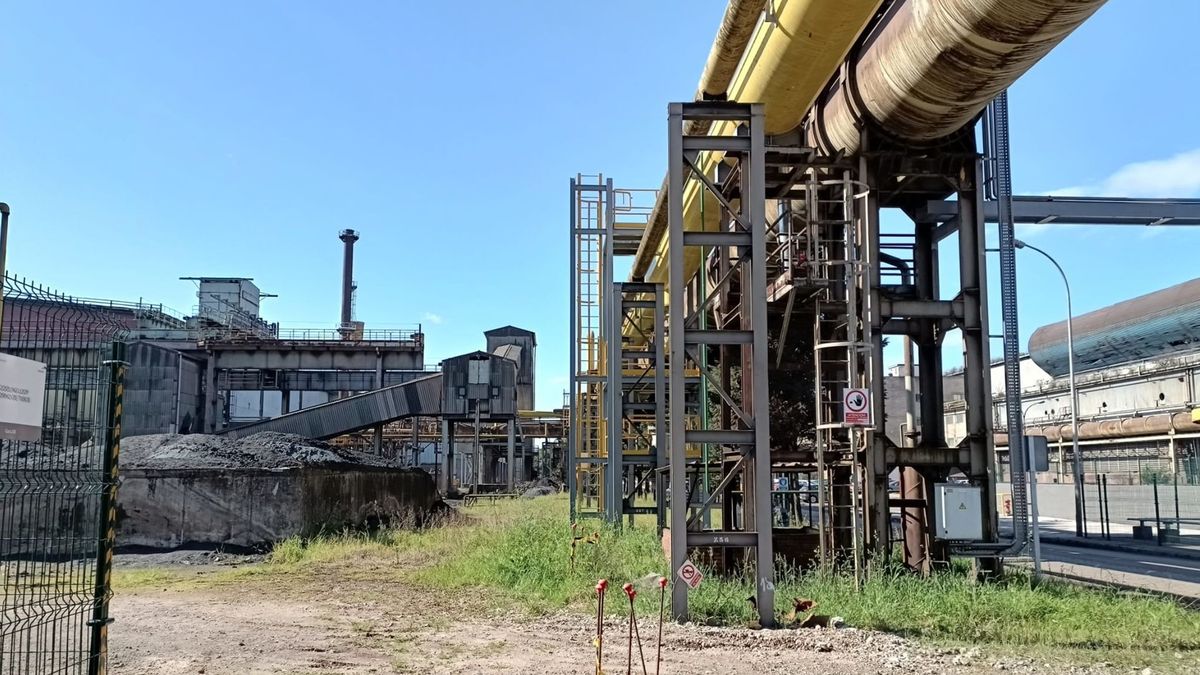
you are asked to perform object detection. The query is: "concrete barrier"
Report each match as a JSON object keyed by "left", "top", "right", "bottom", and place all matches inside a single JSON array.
[{"left": 116, "top": 466, "right": 439, "bottom": 549}]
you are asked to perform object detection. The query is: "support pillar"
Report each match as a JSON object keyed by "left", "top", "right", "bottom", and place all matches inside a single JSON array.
[
  {"left": 412, "top": 416, "right": 421, "bottom": 466},
  {"left": 205, "top": 354, "right": 219, "bottom": 433},
  {"left": 507, "top": 419, "right": 516, "bottom": 491},
  {"left": 667, "top": 101, "right": 772, "bottom": 626},
  {"left": 440, "top": 419, "right": 455, "bottom": 494},
  {"left": 860, "top": 155, "right": 890, "bottom": 560}
]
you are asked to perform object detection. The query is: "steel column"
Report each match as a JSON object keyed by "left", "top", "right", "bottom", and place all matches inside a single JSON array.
[
  {"left": 507, "top": 419, "right": 516, "bottom": 491},
  {"left": 667, "top": 101, "right": 772, "bottom": 626},
  {"left": 667, "top": 104, "right": 689, "bottom": 618},
  {"left": 568, "top": 178, "right": 579, "bottom": 519}
]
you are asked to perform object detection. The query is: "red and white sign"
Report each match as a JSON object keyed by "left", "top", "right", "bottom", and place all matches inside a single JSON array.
[
  {"left": 676, "top": 559, "right": 704, "bottom": 590},
  {"left": 843, "top": 387, "right": 872, "bottom": 426}
]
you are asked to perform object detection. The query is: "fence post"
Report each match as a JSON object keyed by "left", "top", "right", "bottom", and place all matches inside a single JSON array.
[
  {"left": 1152, "top": 474, "right": 1162, "bottom": 547},
  {"left": 89, "top": 341, "right": 127, "bottom": 675},
  {"left": 1095, "top": 476, "right": 1104, "bottom": 538},
  {"left": 1101, "top": 474, "right": 1111, "bottom": 540},
  {"left": 1174, "top": 470, "right": 1181, "bottom": 524}
]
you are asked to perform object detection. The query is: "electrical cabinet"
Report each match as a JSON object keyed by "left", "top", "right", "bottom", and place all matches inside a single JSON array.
[{"left": 934, "top": 484, "right": 983, "bottom": 540}]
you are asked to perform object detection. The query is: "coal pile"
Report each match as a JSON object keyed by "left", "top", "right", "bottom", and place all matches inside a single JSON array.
[{"left": 121, "top": 432, "right": 394, "bottom": 471}]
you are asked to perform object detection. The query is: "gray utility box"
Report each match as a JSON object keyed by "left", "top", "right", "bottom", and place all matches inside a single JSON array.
[{"left": 934, "top": 484, "right": 984, "bottom": 541}]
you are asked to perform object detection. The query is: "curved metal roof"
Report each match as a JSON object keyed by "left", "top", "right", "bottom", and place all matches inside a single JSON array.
[{"left": 1028, "top": 277, "right": 1200, "bottom": 377}]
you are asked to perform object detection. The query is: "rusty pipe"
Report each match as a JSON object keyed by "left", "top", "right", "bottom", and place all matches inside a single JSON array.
[
  {"left": 698, "top": 0, "right": 767, "bottom": 100},
  {"left": 997, "top": 412, "right": 1199, "bottom": 446},
  {"left": 813, "top": 0, "right": 1108, "bottom": 155}
]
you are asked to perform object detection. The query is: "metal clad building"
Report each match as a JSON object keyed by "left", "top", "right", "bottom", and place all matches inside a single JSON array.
[
  {"left": 440, "top": 351, "right": 518, "bottom": 419},
  {"left": 484, "top": 326, "right": 535, "bottom": 411}
]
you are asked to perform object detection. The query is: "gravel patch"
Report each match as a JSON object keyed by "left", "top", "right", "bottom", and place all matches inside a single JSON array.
[{"left": 121, "top": 432, "right": 396, "bottom": 470}]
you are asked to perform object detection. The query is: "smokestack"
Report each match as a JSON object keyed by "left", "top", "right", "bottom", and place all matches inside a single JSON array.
[{"left": 338, "top": 229, "right": 359, "bottom": 337}]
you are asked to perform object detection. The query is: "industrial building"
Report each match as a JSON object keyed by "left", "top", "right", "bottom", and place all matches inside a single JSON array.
[
  {"left": 941, "top": 278, "right": 1200, "bottom": 485},
  {"left": 0, "top": 229, "right": 550, "bottom": 495},
  {"left": 565, "top": 0, "right": 1200, "bottom": 626}
]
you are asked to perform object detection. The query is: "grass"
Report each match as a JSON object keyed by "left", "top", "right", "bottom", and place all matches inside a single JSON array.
[{"left": 116, "top": 494, "right": 1200, "bottom": 666}]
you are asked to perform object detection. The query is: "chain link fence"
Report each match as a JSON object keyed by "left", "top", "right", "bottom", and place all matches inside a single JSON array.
[{"left": 0, "top": 275, "right": 127, "bottom": 674}]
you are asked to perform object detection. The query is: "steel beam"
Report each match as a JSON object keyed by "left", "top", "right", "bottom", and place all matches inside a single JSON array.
[{"left": 920, "top": 196, "right": 1200, "bottom": 240}]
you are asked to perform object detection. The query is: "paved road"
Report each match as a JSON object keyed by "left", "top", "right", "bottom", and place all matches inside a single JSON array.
[{"left": 1033, "top": 541, "right": 1200, "bottom": 600}]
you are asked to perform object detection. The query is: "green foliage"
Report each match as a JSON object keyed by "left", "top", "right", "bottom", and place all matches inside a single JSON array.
[{"left": 257, "top": 495, "right": 1200, "bottom": 652}]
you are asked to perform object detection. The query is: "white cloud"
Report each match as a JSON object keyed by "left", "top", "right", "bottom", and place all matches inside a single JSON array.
[
  {"left": 1047, "top": 147, "right": 1200, "bottom": 198},
  {"left": 421, "top": 312, "right": 443, "bottom": 325},
  {"left": 1031, "top": 148, "right": 1200, "bottom": 237}
]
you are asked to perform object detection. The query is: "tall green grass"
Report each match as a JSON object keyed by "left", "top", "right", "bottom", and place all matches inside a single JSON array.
[{"left": 262, "top": 495, "right": 1200, "bottom": 652}]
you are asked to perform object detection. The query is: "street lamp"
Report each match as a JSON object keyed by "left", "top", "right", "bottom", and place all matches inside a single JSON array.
[{"left": 1013, "top": 238, "right": 1085, "bottom": 537}]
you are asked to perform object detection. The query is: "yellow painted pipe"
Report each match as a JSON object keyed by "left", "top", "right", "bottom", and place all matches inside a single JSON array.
[{"left": 631, "top": 0, "right": 885, "bottom": 285}]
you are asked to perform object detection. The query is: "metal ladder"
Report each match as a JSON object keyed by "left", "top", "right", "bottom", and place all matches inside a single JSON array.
[{"left": 807, "top": 169, "right": 872, "bottom": 584}]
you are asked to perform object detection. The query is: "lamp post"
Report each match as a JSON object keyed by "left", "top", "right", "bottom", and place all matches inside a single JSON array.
[{"left": 1014, "top": 238, "right": 1085, "bottom": 537}]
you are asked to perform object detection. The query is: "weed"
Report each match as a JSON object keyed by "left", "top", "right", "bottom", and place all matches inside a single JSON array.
[{"left": 248, "top": 495, "right": 1200, "bottom": 658}]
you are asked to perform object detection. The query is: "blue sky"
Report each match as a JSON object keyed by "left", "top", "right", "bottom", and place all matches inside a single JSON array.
[{"left": 2, "top": 1, "right": 1198, "bottom": 409}]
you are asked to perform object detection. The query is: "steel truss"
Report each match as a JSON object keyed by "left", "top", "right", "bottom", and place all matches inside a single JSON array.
[
  {"left": 667, "top": 102, "right": 774, "bottom": 626},
  {"left": 569, "top": 176, "right": 614, "bottom": 520},
  {"left": 569, "top": 176, "right": 662, "bottom": 524},
  {"left": 608, "top": 282, "right": 667, "bottom": 529}
]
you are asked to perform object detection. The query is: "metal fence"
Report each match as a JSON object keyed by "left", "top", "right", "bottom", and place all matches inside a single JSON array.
[
  {"left": 0, "top": 275, "right": 127, "bottom": 674},
  {"left": 1082, "top": 472, "right": 1200, "bottom": 550}
]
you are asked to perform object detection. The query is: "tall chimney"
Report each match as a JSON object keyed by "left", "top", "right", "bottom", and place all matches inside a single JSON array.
[{"left": 338, "top": 229, "right": 359, "bottom": 337}]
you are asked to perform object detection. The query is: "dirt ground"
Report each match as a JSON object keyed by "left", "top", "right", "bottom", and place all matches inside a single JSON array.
[{"left": 107, "top": 557, "right": 1112, "bottom": 675}]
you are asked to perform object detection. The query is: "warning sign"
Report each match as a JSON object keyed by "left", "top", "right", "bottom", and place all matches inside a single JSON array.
[
  {"left": 842, "top": 388, "right": 871, "bottom": 426},
  {"left": 0, "top": 354, "right": 46, "bottom": 442},
  {"left": 676, "top": 559, "right": 704, "bottom": 590}
]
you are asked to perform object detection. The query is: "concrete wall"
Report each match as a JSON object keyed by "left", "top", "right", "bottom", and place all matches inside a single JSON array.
[
  {"left": 997, "top": 481, "right": 1200, "bottom": 524},
  {"left": 116, "top": 466, "right": 439, "bottom": 549}
]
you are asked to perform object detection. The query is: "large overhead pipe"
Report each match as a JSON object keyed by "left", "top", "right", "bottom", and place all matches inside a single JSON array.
[
  {"left": 813, "top": 0, "right": 1108, "bottom": 155},
  {"left": 634, "top": 0, "right": 1108, "bottom": 284},
  {"left": 632, "top": 0, "right": 883, "bottom": 281},
  {"left": 338, "top": 229, "right": 359, "bottom": 336}
]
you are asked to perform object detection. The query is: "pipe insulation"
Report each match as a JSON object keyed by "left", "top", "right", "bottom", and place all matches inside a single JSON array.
[
  {"left": 998, "top": 412, "right": 1200, "bottom": 446},
  {"left": 636, "top": 0, "right": 768, "bottom": 250},
  {"left": 698, "top": 0, "right": 767, "bottom": 100},
  {"left": 632, "top": 0, "right": 883, "bottom": 282},
  {"left": 815, "top": 0, "right": 1108, "bottom": 155},
  {"left": 634, "top": 0, "right": 1108, "bottom": 285}
]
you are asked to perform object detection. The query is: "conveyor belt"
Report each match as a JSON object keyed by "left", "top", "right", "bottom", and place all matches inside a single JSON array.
[{"left": 218, "top": 373, "right": 442, "bottom": 440}]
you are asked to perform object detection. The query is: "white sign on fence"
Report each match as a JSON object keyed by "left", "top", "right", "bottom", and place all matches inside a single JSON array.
[
  {"left": 0, "top": 354, "right": 47, "bottom": 442},
  {"left": 843, "top": 387, "right": 872, "bottom": 426},
  {"left": 676, "top": 558, "right": 704, "bottom": 590}
]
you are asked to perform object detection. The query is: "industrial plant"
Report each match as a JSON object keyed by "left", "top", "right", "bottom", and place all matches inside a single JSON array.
[{"left": 4, "top": 1, "right": 1200, "bottom": 673}]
